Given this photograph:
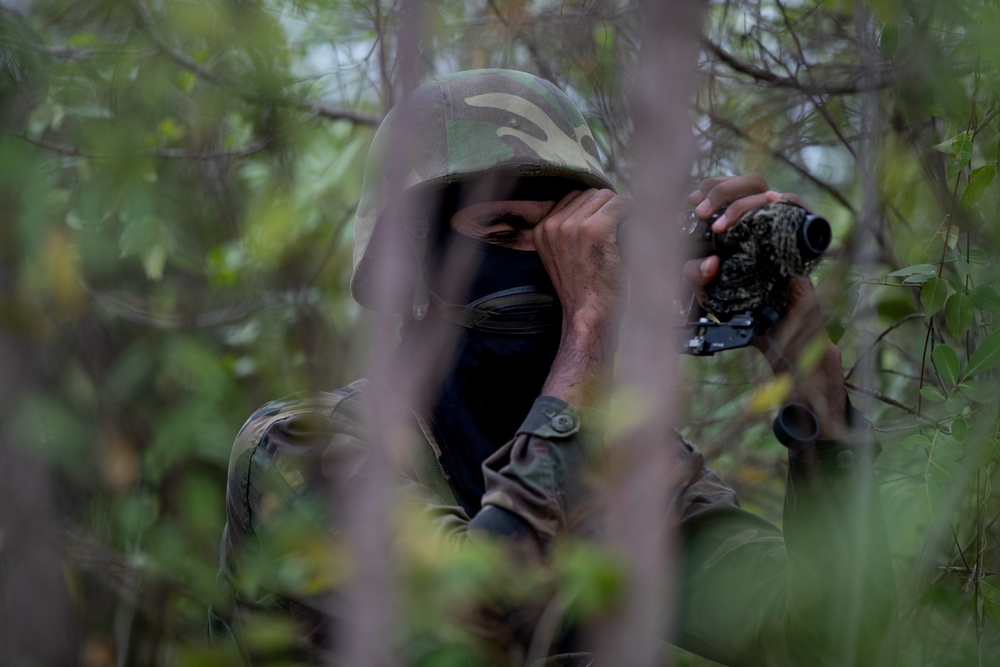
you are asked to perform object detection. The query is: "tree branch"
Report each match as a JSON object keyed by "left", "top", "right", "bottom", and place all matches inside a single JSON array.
[
  {"left": 845, "top": 313, "right": 925, "bottom": 381},
  {"left": 132, "top": 0, "right": 380, "bottom": 127},
  {"left": 83, "top": 282, "right": 292, "bottom": 329},
  {"left": 696, "top": 109, "right": 857, "bottom": 213},
  {"left": 845, "top": 379, "right": 932, "bottom": 420},
  {"left": 19, "top": 133, "right": 272, "bottom": 160},
  {"left": 703, "top": 38, "right": 895, "bottom": 95}
]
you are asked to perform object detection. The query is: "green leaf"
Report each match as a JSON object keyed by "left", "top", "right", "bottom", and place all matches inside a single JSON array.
[
  {"left": 142, "top": 244, "right": 167, "bottom": 281},
  {"left": 932, "top": 344, "right": 960, "bottom": 386},
  {"left": 920, "top": 386, "right": 947, "bottom": 401},
  {"left": 157, "top": 117, "right": 186, "bottom": 142},
  {"left": 932, "top": 136, "right": 957, "bottom": 154},
  {"left": 958, "top": 380, "right": 998, "bottom": 403},
  {"left": 889, "top": 263, "right": 937, "bottom": 278},
  {"left": 954, "top": 258, "right": 972, "bottom": 284},
  {"left": 952, "top": 417, "right": 968, "bottom": 441},
  {"left": 177, "top": 70, "right": 197, "bottom": 94},
  {"left": 945, "top": 272, "right": 965, "bottom": 293},
  {"left": 66, "top": 210, "right": 84, "bottom": 231},
  {"left": 67, "top": 32, "right": 99, "bottom": 47},
  {"left": 929, "top": 459, "right": 964, "bottom": 486},
  {"left": 966, "top": 328, "right": 1000, "bottom": 377},
  {"left": 935, "top": 133, "right": 975, "bottom": 181},
  {"left": 879, "top": 22, "right": 898, "bottom": 60},
  {"left": 900, "top": 434, "right": 933, "bottom": 450},
  {"left": 934, "top": 440, "right": 964, "bottom": 462},
  {"left": 933, "top": 132, "right": 973, "bottom": 159},
  {"left": 960, "top": 165, "right": 996, "bottom": 209},
  {"left": 920, "top": 277, "right": 948, "bottom": 318},
  {"left": 945, "top": 292, "right": 973, "bottom": 339},
  {"left": 953, "top": 133, "right": 974, "bottom": 164},
  {"left": 982, "top": 576, "right": 1000, "bottom": 632},
  {"left": 945, "top": 396, "right": 966, "bottom": 415},
  {"left": 970, "top": 285, "right": 1000, "bottom": 312},
  {"left": 593, "top": 23, "right": 615, "bottom": 51}
]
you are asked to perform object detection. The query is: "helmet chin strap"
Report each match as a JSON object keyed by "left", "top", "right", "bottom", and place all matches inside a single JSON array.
[
  {"left": 405, "top": 216, "right": 431, "bottom": 319},
  {"left": 407, "top": 222, "right": 563, "bottom": 332},
  {"left": 428, "top": 287, "right": 562, "bottom": 334}
]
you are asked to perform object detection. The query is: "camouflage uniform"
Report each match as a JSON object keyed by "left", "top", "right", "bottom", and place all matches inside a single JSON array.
[{"left": 213, "top": 70, "right": 897, "bottom": 666}]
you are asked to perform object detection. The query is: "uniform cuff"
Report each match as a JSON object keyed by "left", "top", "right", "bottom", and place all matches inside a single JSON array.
[{"left": 516, "top": 396, "right": 583, "bottom": 439}]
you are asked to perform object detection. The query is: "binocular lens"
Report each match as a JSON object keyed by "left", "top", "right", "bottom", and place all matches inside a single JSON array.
[{"left": 800, "top": 215, "right": 831, "bottom": 260}]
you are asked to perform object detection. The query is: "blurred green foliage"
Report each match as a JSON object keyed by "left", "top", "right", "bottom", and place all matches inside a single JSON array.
[{"left": 1, "top": 0, "right": 999, "bottom": 665}]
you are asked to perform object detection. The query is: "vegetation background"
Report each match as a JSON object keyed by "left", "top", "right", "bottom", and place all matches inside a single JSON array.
[{"left": 1, "top": 0, "right": 999, "bottom": 665}]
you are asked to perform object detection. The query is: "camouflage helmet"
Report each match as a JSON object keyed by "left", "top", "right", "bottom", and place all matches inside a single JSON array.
[{"left": 351, "top": 68, "right": 616, "bottom": 311}]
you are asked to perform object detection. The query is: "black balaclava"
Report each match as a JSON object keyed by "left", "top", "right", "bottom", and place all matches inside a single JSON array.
[{"left": 395, "top": 185, "right": 572, "bottom": 515}]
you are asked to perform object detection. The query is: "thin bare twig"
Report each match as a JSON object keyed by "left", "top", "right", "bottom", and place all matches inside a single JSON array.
[
  {"left": 132, "top": 0, "right": 380, "bottom": 127},
  {"left": 703, "top": 39, "right": 896, "bottom": 95},
  {"left": 696, "top": 110, "right": 856, "bottom": 213},
  {"left": 846, "top": 313, "right": 925, "bottom": 381},
  {"left": 83, "top": 282, "right": 290, "bottom": 329},
  {"left": 845, "top": 380, "right": 932, "bottom": 420},
  {"left": 19, "top": 133, "right": 272, "bottom": 160}
]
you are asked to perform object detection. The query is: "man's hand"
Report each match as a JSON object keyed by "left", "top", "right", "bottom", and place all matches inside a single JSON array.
[
  {"left": 762, "top": 276, "right": 849, "bottom": 439},
  {"left": 686, "top": 173, "right": 810, "bottom": 235},
  {"left": 533, "top": 188, "right": 629, "bottom": 407},
  {"left": 682, "top": 175, "right": 849, "bottom": 438},
  {"left": 681, "top": 173, "right": 792, "bottom": 304}
]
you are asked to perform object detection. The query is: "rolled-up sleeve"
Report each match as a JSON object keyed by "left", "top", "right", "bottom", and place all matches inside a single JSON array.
[{"left": 477, "top": 396, "right": 600, "bottom": 541}]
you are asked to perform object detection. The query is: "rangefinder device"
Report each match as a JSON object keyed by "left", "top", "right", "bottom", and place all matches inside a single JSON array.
[{"left": 677, "top": 200, "right": 831, "bottom": 355}]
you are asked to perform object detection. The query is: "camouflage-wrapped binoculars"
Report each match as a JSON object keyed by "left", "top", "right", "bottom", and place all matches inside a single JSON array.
[{"left": 680, "top": 200, "right": 830, "bottom": 320}]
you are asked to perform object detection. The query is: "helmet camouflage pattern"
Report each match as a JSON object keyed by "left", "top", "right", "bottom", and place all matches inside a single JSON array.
[{"left": 351, "top": 68, "right": 616, "bottom": 309}]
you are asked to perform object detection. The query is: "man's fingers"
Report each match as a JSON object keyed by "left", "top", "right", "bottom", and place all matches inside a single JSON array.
[
  {"left": 538, "top": 188, "right": 621, "bottom": 242},
  {"left": 778, "top": 192, "right": 810, "bottom": 210},
  {"left": 535, "top": 189, "right": 593, "bottom": 249},
  {"left": 710, "top": 190, "right": 782, "bottom": 233},
  {"left": 548, "top": 188, "right": 616, "bottom": 222},
  {"left": 690, "top": 173, "right": 769, "bottom": 215},
  {"left": 682, "top": 256, "right": 719, "bottom": 286},
  {"left": 534, "top": 189, "right": 625, "bottom": 267},
  {"left": 681, "top": 256, "right": 719, "bottom": 304},
  {"left": 711, "top": 191, "right": 812, "bottom": 233},
  {"left": 548, "top": 188, "right": 588, "bottom": 217},
  {"left": 688, "top": 174, "right": 816, "bottom": 235}
]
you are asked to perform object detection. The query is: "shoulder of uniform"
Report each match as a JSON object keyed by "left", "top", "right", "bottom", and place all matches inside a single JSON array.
[
  {"left": 225, "top": 380, "right": 373, "bottom": 499},
  {"left": 236, "top": 380, "right": 370, "bottom": 440}
]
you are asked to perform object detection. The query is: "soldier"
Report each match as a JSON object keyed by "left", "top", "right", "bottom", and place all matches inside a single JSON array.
[{"left": 212, "top": 69, "right": 897, "bottom": 665}]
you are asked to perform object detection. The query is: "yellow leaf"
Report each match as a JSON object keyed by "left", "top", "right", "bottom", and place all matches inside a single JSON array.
[
  {"left": 43, "top": 228, "right": 83, "bottom": 311},
  {"left": 738, "top": 465, "right": 768, "bottom": 485},
  {"left": 749, "top": 374, "right": 794, "bottom": 413},
  {"left": 99, "top": 429, "right": 139, "bottom": 494}
]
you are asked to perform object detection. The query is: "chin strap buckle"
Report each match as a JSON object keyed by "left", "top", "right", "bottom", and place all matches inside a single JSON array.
[{"left": 405, "top": 217, "right": 431, "bottom": 319}]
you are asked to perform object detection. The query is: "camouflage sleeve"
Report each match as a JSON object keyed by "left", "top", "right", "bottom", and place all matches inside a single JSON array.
[
  {"left": 219, "top": 389, "right": 619, "bottom": 661},
  {"left": 675, "top": 406, "right": 898, "bottom": 667},
  {"left": 477, "top": 396, "right": 597, "bottom": 541},
  {"left": 218, "top": 382, "right": 483, "bottom": 663},
  {"left": 477, "top": 396, "right": 742, "bottom": 543}
]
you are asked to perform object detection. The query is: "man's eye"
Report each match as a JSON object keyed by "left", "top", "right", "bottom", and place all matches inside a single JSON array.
[{"left": 486, "top": 231, "right": 520, "bottom": 244}]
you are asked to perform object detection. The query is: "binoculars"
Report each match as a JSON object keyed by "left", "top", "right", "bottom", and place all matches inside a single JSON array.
[{"left": 678, "top": 200, "right": 831, "bottom": 355}]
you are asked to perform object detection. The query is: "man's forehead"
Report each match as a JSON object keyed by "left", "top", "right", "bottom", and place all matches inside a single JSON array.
[{"left": 455, "top": 175, "right": 584, "bottom": 208}]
